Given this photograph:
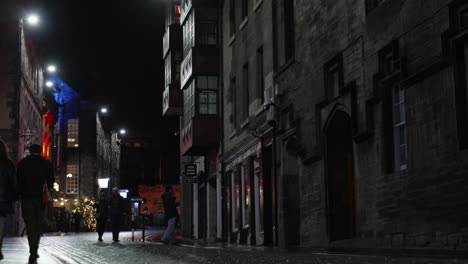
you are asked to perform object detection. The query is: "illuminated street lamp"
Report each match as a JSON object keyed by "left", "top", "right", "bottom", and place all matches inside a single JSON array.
[
  {"left": 100, "top": 107, "right": 108, "bottom": 114},
  {"left": 26, "top": 14, "right": 39, "bottom": 26},
  {"left": 45, "top": 81, "right": 53, "bottom": 88},
  {"left": 98, "top": 178, "right": 110, "bottom": 189},
  {"left": 47, "top": 65, "right": 57, "bottom": 73},
  {"left": 119, "top": 129, "right": 126, "bottom": 135}
]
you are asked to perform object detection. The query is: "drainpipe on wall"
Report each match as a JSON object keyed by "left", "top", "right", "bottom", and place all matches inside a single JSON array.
[{"left": 218, "top": 0, "right": 226, "bottom": 242}]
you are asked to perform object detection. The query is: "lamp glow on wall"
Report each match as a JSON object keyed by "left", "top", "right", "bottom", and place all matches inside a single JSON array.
[{"left": 98, "top": 178, "right": 110, "bottom": 189}]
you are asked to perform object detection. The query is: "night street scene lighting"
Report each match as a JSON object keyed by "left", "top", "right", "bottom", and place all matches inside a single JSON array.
[
  {"left": 47, "top": 65, "right": 57, "bottom": 73},
  {"left": 26, "top": 14, "right": 39, "bottom": 25},
  {"left": 0, "top": 1, "right": 466, "bottom": 263}
]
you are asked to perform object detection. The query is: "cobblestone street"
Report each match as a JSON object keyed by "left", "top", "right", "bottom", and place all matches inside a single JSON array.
[{"left": 1, "top": 232, "right": 467, "bottom": 264}]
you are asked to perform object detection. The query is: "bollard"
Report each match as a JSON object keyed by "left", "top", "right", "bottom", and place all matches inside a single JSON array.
[
  {"left": 142, "top": 222, "right": 145, "bottom": 242},
  {"left": 131, "top": 214, "right": 135, "bottom": 241}
]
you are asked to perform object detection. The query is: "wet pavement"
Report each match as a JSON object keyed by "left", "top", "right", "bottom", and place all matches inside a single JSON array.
[{"left": 2, "top": 231, "right": 467, "bottom": 264}]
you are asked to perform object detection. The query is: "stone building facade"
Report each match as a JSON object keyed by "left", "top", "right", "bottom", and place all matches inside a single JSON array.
[
  {"left": 221, "top": 0, "right": 278, "bottom": 246},
  {"left": 0, "top": 2, "right": 46, "bottom": 236},
  {"left": 162, "top": 0, "right": 468, "bottom": 253},
  {"left": 271, "top": 0, "right": 468, "bottom": 252},
  {"left": 96, "top": 113, "right": 120, "bottom": 192},
  {"left": 0, "top": 2, "right": 44, "bottom": 162},
  {"left": 79, "top": 100, "right": 121, "bottom": 200}
]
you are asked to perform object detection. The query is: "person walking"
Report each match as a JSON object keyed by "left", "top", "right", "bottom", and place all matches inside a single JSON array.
[
  {"left": 17, "top": 144, "right": 54, "bottom": 264},
  {"left": 95, "top": 190, "right": 109, "bottom": 242},
  {"left": 72, "top": 209, "right": 82, "bottom": 234},
  {"left": 109, "top": 187, "right": 125, "bottom": 242},
  {"left": 161, "top": 185, "right": 179, "bottom": 244},
  {"left": 0, "top": 140, "right": 16, "bottom": 260}
]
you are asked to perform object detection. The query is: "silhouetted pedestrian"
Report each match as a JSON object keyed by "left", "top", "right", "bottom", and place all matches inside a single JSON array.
[
  {"left": 73, "top": 210, "right": 82, "bottom": 233},
  {"left": 161, "top": 185, "right": 179, "bottom": 244},
  {"left": 109, "top": 187, "right": 125, "bottom": 242},
  {"left": 94, "top": 190, "right": 109, "bottom": 242},
  {"left": 0, "top": 140, "right": 16, "bottom": 260},
  {"left": 17, "top": 144, "right": 54, "bottom": 264}
]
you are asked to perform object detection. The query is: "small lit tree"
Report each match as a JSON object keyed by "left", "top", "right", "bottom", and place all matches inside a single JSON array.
[{"left": 73, "top": 198, "right": 96, "bottom": 231}]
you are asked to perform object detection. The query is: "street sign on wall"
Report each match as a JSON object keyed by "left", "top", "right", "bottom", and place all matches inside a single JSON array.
[{"left": 185, "top": 164, "right": 197, "bottom": 178}]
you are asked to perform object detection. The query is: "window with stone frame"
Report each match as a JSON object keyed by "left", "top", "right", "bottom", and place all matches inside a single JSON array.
[
  {"left": 229, "top": 0, "right": 236, "bottom": 36},
  {"left": 275, "top": 0, "right": 295, "bottom": 67},
  {"left": 231, "top": 77, "right": 237, "bottom": 128},
  {"left": 67, "top": 119, "right": 79, "bottom": 148},
  {"left": 197, "top": 76, "right": 218, "bottom": 115},
  {"left": 460, "top": 6, "right": 468, "bottom": 29},
  {"left": 197, "top": 20, "right": 218, "bottom": 45},
  {"left": 365, "top": 0, "right": 385, "bottom": 13},
  {"left": 283, "top": 0, "right": 294, "bottom": 61},
  {"left": 242, "top": 0, "right": 249, "bottom": 21},
  {"left": 257, "top": 46, "right": 265, "bottom": 104},
  {"left": 454, "top": 2, "right": 468, "bottom": 148},
  {"left": 66, "top": 164, "right": 79, "bottom": 194},
  {"left": 324, "top": 54, "right": 343, "bottom": 101},
  {"left": 242, "top": 63, "right": 250, "bottom": 120},
  {"left": 379, "top": 40, "right": 407, "bottom": 172},
  {"left": 392, "top": 85, "right": 407, "bottom": 171}
]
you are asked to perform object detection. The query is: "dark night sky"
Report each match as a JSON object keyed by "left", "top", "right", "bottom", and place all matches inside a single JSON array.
[{"left": 36, "top": 0, "right": 166, "bottom": 132}]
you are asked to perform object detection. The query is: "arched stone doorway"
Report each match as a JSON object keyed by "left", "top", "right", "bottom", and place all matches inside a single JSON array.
[{"left": 325, "top": 109, "right": 356, "bottom": 241}]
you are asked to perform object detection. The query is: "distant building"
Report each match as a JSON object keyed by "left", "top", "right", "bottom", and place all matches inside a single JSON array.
[
  {"left": 49, "top": 84, "right": 120, "bottom": 208},
  {"left": 119, "top": 131, "right": 161, "bottom": 196},
  {"left": 79, "top": 100, "right": 121, "bottom": 200}
]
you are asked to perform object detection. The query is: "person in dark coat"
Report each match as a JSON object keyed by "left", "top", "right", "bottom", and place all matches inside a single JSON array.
[
  {"left": 161, "top": 185, "right": 179, "bottom": 243},
  {"left": 0, "top": 139, "right": 15, "bottom": 260},
  {"left": 109, "top": 187, "right": 125, "bottom": 242},
  {"left": 72, "top": 210, "right": 82, "bottom": 234},
  {"left": 94, "top": 190, "right": 109, "bottom": 241},
  {"left": 17, "top": 144, "right": 54, "bottom": 264}
]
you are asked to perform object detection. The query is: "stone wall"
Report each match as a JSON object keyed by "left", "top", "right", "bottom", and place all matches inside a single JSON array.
[{"left": 274, "top": 0, "right": 468, "bottom": 252}]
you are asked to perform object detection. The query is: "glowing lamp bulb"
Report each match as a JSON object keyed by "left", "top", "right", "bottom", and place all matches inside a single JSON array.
[
  {"left": 26, "top": 15, "right": 39, "bottom": 25},
  {"left": 45, "top": 81, "right": 53, "bottom": 88},
  {"left": 47, "top": 65, "right": 56, "bottom": 73}
]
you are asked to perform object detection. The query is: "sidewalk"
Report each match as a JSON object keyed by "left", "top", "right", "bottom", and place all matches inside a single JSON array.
[
  {"left": 144, "top": 230, "right": 468, "bottom": 263},
  {"left": 2, "top": 237, "right": 59, "bottom": 264}
]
